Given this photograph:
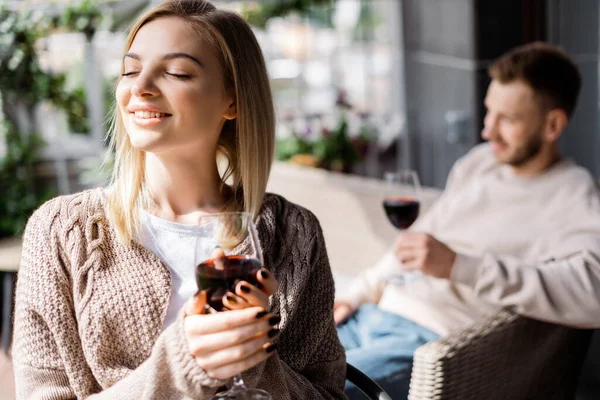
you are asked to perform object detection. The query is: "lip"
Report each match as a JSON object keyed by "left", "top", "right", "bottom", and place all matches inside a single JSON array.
[
  {"left": 129, "top": 113, "right": 171, "bottom": 127},
  {"left": 490, "top": 141, "right": 506, "bottom": 153},
  {"left": 128, "top": 103, "right": 172, "bottom": 127},
  {"left": 128, "top": 104, "right": 172, "bottom": 115}
]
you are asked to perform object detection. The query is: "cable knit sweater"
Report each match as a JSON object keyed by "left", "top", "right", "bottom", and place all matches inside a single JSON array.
[{"left": 13, "top": 188, "right": 346, "bottom": 399}]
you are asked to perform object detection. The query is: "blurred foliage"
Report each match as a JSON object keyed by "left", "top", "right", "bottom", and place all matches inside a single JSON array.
[
  {"left": 276, "top": 89, "right": 374, "bottom": 173},
  {"left": 0, "top": 118, "right": 54, "bottom": 238},
  {"left": 0, "top": 0, "right": 106, "bottom": 237},
  {"left": 276, "top": 134, "right": 314, "bottom": 161},
  {"left": 60, "top": 0, "right": 104, "bottom": 39},
  {"left": 0, "top": 5, "right": 53, "bottom": 108},
  {"left": 0, "top": 1, "right": 107, "bottom": 135},
  {"left": 313, "top": 116, "right": 360, "bottom": 172},
  {"left": 243, "top": 0, "right": 334, "bottom": 29},
  {"left": 276, "top": 112, "right": 373, "bottom": 173}
]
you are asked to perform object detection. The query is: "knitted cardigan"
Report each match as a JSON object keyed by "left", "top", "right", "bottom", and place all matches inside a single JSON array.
[{"left": 13, "top": 189, "right": 346, "bottom": 399}]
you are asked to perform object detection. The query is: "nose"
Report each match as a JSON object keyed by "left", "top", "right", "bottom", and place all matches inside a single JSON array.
[
  {"left": 481, "top": 113, "right": 498, "bottom": 141},
  {"left": 131, "top": 72, "right": 160, "bottom": 98}
]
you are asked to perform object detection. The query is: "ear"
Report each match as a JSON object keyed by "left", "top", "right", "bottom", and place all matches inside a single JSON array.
[
  {"left": 223, "top": 100, "right": 237, "bottom": 121},
  {"left": 543, "top": 109, "right": 568, "bottom": 143}
]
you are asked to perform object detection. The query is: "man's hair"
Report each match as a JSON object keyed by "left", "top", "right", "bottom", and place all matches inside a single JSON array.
[{"left": 488, "top": 42, "right": 582, "bottom": 118}]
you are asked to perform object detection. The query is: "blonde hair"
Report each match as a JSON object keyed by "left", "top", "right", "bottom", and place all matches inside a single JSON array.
[{"left": 107, "top": 0, "right": 275, "bottom": 243}]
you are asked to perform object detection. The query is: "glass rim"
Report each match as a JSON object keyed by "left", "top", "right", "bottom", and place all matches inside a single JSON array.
[{"left": 383, "top": 169, "right": 422, "bottom": 193}]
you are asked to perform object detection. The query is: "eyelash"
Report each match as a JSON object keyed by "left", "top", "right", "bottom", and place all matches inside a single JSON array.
[
  {"left": 166, "top": 72, "right": 191, "bottom": 80},
  {"left": 120, "top": 72, "right": 191, "bottom": 80}
]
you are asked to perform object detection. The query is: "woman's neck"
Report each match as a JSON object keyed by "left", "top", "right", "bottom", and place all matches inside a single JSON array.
[{"left": 144, "top": 152, "right": 225, "bottom": 224}]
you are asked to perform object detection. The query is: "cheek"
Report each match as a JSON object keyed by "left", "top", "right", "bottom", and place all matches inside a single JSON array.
[
  {"left": 179, "top": 87, "right": 225, "bottom": 122},
  {"left": 115, "top": 82, "right": 130, "bottom": 113},
  {"left": 501, "top": 124, "right": 528, "bottom": 146}
]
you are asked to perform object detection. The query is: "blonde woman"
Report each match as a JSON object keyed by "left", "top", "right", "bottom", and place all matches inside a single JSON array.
[{"left": 12, "top": 1, "right": 346, "bottom": 398}]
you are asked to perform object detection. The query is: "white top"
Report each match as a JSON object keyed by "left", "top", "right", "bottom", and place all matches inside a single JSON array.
[
  {"left": 340, "top": 143, "right": 600, "bottom": 335},
  {"left": 138, "top": 210, "right": 216, "bottom": 330}
]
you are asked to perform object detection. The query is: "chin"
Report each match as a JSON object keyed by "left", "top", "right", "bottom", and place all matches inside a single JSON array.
[
  {"left": 127, "top": 128, "right": 166, "bottom": 152},
  {"left": 493, "top": 151, "right": 514, "bottom": 165}
]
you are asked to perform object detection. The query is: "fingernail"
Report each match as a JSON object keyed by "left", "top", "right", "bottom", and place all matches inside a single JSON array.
[
  {"left": 265, "top": 344, "right": 277, "bottom": 353},
  {"left": 226, "top": 294, "right": 237, "bottom": 304},
  {"left": 240, "top": 285, "right": 251, "bottom": 294},
  {"left": 255, "top": 310, "right": 268, "bottom": 319},
  {"left": 268, "top": 328, "right": 279, "bottom": 338},
  {"left": 260, "top": 270, "right": 269, "bottom": 279},
  {"left": 268, "top": 316, "right": 281, "bottom": 326}
]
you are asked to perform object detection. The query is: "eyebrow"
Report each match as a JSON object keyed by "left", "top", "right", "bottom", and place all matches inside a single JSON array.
[{"left": 124, "top": 52, "right": 204, "bottom": 68}]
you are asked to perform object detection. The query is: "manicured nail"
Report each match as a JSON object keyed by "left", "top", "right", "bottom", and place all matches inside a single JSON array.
[
  {"left": 226, "top": 294, "right": 237, "bottom": 304},
  {"left": 255, "top": 310, "right": 268, "bottom": 319},
  {"left": 240, "top": 285, "right": 251, "bottom": 294},
  {"left": 265, "top": 344, "right": 277, "bottom": 353},
  {"left": 268, "top": 316, "right": 281, "bottom": 326},
  {"left": 268, "top": 328, "right": 279, "bottom": 338},
  {"left": 260, "top": 270, "right": 269, "bottom": 279}
]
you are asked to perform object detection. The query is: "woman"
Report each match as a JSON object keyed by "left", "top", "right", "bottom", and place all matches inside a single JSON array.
[{"left": 12, "top": 1, "right": 346, "bottom": 398}]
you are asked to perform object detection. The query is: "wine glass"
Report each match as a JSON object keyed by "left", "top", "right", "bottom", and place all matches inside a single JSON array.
[
  {"left": 382, "top": 170, "right": 422, "bottom": 284},
  {"left": 194, "top": 212, "right": 272, "bottom": 400}
]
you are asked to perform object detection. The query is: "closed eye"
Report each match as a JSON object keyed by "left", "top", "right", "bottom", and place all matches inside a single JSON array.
[
  {"left": 121, "top": 72, "right": 139, "bottom": 77},
  {"left": 166, "top": 72, "right": 192, "bottom": 80}
]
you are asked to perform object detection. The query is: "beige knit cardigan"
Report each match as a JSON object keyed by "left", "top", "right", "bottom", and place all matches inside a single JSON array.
[{"left": 12, "top": 189, "right": 346, "bottom": 399}]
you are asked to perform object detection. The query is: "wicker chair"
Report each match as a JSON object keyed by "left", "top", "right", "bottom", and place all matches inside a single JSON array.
[{"left": 408, "top": 310, "right": 593, "bottom": 400}]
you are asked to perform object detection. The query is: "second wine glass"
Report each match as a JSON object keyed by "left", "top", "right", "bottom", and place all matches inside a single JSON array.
[
  {"left": 194, "top": 212, "right": 272, "bottom": 400},
  {"left": 382, "top": 170, "right": 423, "bottom": 284}
]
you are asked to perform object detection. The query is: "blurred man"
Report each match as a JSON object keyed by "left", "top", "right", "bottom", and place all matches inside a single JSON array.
[{"left": 336, "top": 42, "right": 600, "bottom": 399}]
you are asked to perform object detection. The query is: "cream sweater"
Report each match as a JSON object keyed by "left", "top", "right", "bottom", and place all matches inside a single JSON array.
[
  {"left": 344, "top": 144, "right": 600, "bottom": 335},
  {"left": 13, "top": 190, "right": 346, "bottom": 399}
]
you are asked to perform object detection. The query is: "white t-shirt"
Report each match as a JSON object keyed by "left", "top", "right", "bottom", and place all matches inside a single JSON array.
[{"left": 138, "top": 210, "right": 216, "bottom": 330}]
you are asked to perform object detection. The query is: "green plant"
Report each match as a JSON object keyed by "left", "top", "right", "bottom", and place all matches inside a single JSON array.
[
  {"left": 243, "top": 0, "right": 334, "bottom": 29},
  {"left": 0, "top": 119, "right": 54, "bottom": 238},
  {"left": 313, "top": 115, "right": 361, "bottom": 172},
  {"left": 276, "top": 111, "right": 374, "bottom": 173},
  {"left": 0, "top": 5, "right": 53, "bottom": 107},
  {"left": 61, "top": 0, "right": 103, "bottom": 40},
  {"left": 276, "top": 133, "right": 315, "bottom": 161},
  {"left": 0, "top": 3, "right": 103, "bottom": 135},
  {"left": 0, "top": 1, "right": 109, "bottom": 237}
]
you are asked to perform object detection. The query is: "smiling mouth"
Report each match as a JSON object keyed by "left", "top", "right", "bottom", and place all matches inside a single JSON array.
[{"left": 132, "top": 111, "right": 172, "bottom": 119}]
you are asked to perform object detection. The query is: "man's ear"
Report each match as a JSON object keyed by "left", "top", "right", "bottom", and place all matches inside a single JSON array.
[
  {"left": 223, "top": 100, "right": 237, "bottom": 120},
  {"left": 544, "top": 109, "right": 568, "bottom": 143}
]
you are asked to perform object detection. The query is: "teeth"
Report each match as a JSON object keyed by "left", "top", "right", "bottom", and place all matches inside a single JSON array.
[{"left": 134, "top": 111, "right": 167, "bottom": 119}]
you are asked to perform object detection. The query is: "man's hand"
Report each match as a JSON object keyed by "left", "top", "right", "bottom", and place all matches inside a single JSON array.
[
  {"left": 333, "top": 301, "right": 356, "bottom": 326},
  {"left": 394, "top": 233, "right": 457, "bottom": 279}
]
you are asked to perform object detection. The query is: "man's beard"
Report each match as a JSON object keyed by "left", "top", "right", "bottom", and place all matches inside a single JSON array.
[{"left": 494, "top": 130, "right": 543, "bottom": 167}]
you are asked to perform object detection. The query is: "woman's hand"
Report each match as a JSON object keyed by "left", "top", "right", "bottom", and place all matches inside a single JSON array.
[
  {"left": 223, "top": 267, "right": 279, "bottom": 310},
  {"left": 211, "top": 248, "right": 279, "bottom": 310},
  {"left": 184, "top": 292, "right": 280, "bottom": 380}
]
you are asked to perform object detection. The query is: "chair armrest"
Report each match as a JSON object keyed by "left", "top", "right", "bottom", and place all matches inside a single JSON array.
[{"left": 408, "top": 310, "right": 591, "bottom": 400}]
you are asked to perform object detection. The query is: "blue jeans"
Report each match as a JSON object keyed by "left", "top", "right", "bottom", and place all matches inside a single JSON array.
[{"left": 337, "top": 304, "right": 439, "bottom": 400}]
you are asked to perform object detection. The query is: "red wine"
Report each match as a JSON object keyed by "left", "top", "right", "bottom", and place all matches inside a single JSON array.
[
  {"left": 383, "top": 197, "right": 420, "bottom": 229},
  {"left": 196, "top": 255, "right": 262, "bottom": 311}
]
